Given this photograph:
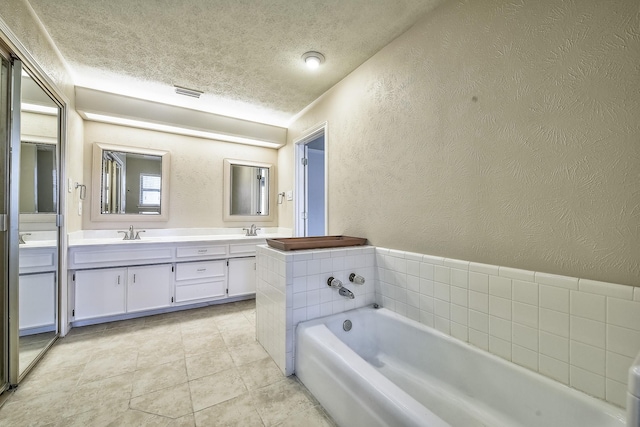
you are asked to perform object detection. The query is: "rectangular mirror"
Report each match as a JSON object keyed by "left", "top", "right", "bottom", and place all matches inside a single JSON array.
[
  {"left": 91, "top": 143, "right": 170, "bottom": 222},
  {"left": 223, "top": 159, "right": 274, "bottom": 222}
]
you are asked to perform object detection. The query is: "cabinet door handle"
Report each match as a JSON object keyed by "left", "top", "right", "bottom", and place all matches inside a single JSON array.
[
  {"left": 133, "top": 274, "right": 136, "bottom": 283},
  {"left": 117, "top": 275, "right": 120, "bottom": 285},
  {"left": 197, "top": 268, "right": 206, "bottom": 272}
]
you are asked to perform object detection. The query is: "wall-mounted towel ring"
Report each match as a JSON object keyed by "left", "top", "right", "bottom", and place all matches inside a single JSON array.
[
  {"left": 75, "top": 183, "right": 87, "bottom": 200},
  {"left": 277, "top": 192, "right": 285, "bottom": 204}
]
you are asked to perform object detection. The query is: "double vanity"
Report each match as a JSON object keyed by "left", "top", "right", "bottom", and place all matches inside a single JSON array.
[{"left": 66, "top": 228, "right": 289, "bottom": 326}]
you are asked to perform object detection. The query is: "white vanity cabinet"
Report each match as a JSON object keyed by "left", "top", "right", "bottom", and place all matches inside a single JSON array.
[
  {"left": 73, "top": 264, "right": 173, "bottom": 320},
  {"left": 228, "top": 257, "right": 256, "bottom": 297},
  {"left": 19, "top": 245, "right": 57, "bottom": 334},
  {"left": 127, "top": 264, "right": 173, "bottom": 312},
  {"left": 174, "top": 260, "right": 227, "bottom": 304},
  {"left": 74, "top": 267, "right": 127, "bottom": 320}
]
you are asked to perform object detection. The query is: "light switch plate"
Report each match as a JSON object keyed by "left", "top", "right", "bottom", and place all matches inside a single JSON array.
[
  {"left": 286, "top": 191, "right": 293, "bottom": 201},
  {"left": 68, "top": 178, "right": 73, "bottom": 193}
]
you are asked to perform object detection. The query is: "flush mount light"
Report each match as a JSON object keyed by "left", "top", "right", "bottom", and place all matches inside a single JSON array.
[
  {"left": 174, "top": 85, "right": 204, "bottom": 98},
  {"left": 302, "top": 51, "right": 325, "bottom": 70}
]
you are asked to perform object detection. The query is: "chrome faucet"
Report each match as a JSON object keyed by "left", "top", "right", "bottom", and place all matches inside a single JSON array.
[
  {"left": 243, "top": 224, "right": 261, "bottom": 236},
  {"left": 339, "top": 287, "right": 355, "bottom": 299},
  {"left": 118, "top": 225, "right": 145, "bottom": 240},
  {"left": 18, "top": 232, "right": 31, "bottom": 244}
]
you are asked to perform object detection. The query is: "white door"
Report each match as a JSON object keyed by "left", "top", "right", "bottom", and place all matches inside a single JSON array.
[
  {"left": 19, "top": 272, "right": 55, "bottom": 332},
  {"left": 228, "top": 257, "right": 256, "bottom": 297},
  {"left": 295, "top": 124, "right": 327, "bottom": 237},
  {"left": 127, "top": 264, "right": 173, "bottom": 313},
  {"left": 74, "top": 268, "right": 127, "bottom": 320}
]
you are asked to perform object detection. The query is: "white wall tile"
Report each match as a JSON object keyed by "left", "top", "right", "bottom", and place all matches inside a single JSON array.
[
  {"left": 570, "top": 341, "right": 605, "bottom": 375},
  {"left": 535, "top": 272, "right": 579, "bottom": 290},
  {"left": 540, "top": 331, "right": 569, "bottom": 362},
  {"left": 407, "top": 260, "right": 420, "bottom": 277},
  {"left": 469, "top": 272, "right": 489, "bottom": 293},
  {"left": 489, "top": 295, "right": 511, "bottom": 320},
  {"left": 435, "top": 317, "right": 450, "bottom": 334},
  {"left": 407, "top": 275, "right": 420, "bottom": 293},
  {"left": 404, "top": 252, "right": 423, "bottom": 262},
  {"left": 539, "top": 308, "right": 569, "bottom": 338},
  {"left": 606, "top": 324, "right": 640, "bottom": 358},
  {"left": 539, "top": 285, "right": 569, "bottom": 313},
  {"left": 570, "top": 316, "right": 605, "bottom": 349},
  {"left": 450, "top": 322, "right": 468, "bottom": 342},
  {"left": 469, "top": 262, "right": 500, "bottom": 276},
  {"left": 469, "top": 291, "right": 488, "bottom": 313},
  {"left": 540, "top": 354, "right": 569, "bottom": 385},
  {"left": 489, "top": 316, "right": 511, "bottom": 341},
  {"left": 607, "top": 298, "right": 640, "bottom": 330},
  {"left": 434, "top": 299, "right": 450, "bottom": 319},
  {"left": 489, "top": 336, "right": 511, "bottom": 360},
  {"left": 450, "top": 287, "right": 468, "bottom": 307},
  {"left": 499, "top": 266, "right": 535, "bottom": 282},
  {"left": 579, "top": 278, "right": 633, "bottom": 299},
  {"left": 512, "top": 280, "right": 538, "bottom": 305},
  {"left": 469, "top": 310, "right": 489, "bottom": 333},
  {"left": 419, "top": 263, "right": 434, "bottom": 279},
  {"left": 434, "top": 282, "right": 450, "bottom": 302},
  {"left": 512, "top": 344, "right": 538, "bottom": 371},
  {"left": 420, "top": 295, "right": 434, "bottom": 313},
  {"left": 512, "top": 301, "right": 538, "bottom": 329},
  {"left": 570, "top": 291, "right": 605, "bottom": 322},
  {"left": 450, "top": 304, "right": 468, "bottom": 325},
  {"left": 422, "top": 254, "right": 444, "bottom": 265},
  {"left": 469, "top": 329, "right": 489, "bottom": 351},
  {"left": 444, "top": 258, "right": 469, "bottom": 270},
  {"left": 634, "top": 287, "right": 640, "bottom": 302},
  {"left": 451, "top": 269, "right": 469, "bottom": 288},
  {"left": 606, "top": 351, "right": 634, "bottom": 383},
  {"left": 420, "top": 311, "right": 434, "bottom": 327},
  {"left": 420, "top": 279, "right": 434, "bottom": 296},
  {"left": 570, "top": 366, "right": 605, "bottom": 399},
  {"left": 489, "top": 275, "right": 511, "bottom": 299},
  {"left": 605, "top": 379, "right": 627, "bottom": 408},
  {"left": 512, "top": 323, "right": 538, "bottom": 351},
  {"left": 434, "top": 265, "right": 450, "bottom": 284}
]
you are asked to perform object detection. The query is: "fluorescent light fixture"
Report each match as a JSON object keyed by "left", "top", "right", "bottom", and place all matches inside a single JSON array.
[
  {"left": 302, "top": 51, "right": 325, "bottom": 70},
  {"left": 174, "top": 85, "right": 204, "bottom": 98},
  {"left": 22, "top": 103, "right": 58, "bottom": 115},
  {"left": 82, "top": 112, "right": 282, "bottom": 149}
]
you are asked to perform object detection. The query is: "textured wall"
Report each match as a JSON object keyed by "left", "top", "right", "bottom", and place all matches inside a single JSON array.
[
  {"left": 83, "top": 122, "right": 278, "bottom": 229},
  {"left": 283, "top": 0, "right": 640, "bottom": 286}
]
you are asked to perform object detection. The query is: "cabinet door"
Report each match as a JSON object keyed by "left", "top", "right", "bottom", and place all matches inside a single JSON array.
[
  {"left": 228, "top": 257, "right": 256, "bottom": 297},
  {"left": 127, "top": 264, "right": 173, "bottom": 313},
  {"left": 75, "top": 268, "right": 126, "bottom": 320},
  {"left": 19, "top": 272, "right": 56, "bottom": 333}
]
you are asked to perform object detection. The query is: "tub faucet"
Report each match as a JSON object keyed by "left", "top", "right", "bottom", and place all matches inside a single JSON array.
[
  {"left": 339, "top": 287, "right": 355, "bottom": 299},
  {"left": 243, "top": 224, "right": 260, "bottom": 236}
]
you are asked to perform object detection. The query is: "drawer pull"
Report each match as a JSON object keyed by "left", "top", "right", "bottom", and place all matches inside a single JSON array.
[
  {"left": 196, "top": 268, "right": 206, "bottom": 272},
  {"left": 198, "top": 249, "right": 208, "bottom": 253}
]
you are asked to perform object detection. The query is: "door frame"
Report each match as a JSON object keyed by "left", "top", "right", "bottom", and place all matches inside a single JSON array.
[{"left": 293, "top": 122, "right": 328, "bottom": 237}]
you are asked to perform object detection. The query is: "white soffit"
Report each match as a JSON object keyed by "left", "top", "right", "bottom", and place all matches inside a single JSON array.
[{"left": 76, "top": 87, "right": 287, "bottom": 148}]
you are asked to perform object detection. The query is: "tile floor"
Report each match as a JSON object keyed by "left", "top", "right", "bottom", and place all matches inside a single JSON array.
[{"left": 0, "top": 299, "right": 336, "bottom": 427}]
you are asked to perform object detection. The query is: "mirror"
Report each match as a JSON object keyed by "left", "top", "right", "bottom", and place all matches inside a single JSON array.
[
  {"left": 19, "top": 142, "right": 57, "bottom": 213},
  {"left": 91, "top": 143, "right": 170, "bottom": 222},
  {"left": 223, "top": 159, "right": 274, "bottom": 222}
]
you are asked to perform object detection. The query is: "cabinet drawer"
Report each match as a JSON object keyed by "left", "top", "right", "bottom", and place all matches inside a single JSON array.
[
  {"left": 176, "top": 245, "right": 227, "bottom": 259},
  {"left": 176, "top": 260, "right": 226, "bottom": 281},
  {"left": 175, "top": 279, "right": 226, "bottom": 303}
]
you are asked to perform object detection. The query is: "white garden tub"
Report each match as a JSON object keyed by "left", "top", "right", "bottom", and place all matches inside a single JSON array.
[{"left": 295, "top": 306, "right": 627, "bottom": 427}]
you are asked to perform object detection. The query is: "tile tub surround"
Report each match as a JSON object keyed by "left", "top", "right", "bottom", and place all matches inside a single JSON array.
[
  {"left": 375, "top": 247, "right": 640, "bottom": 409},
  {"left": 256, "top": 245, "right": 376, "bottom": 375}
]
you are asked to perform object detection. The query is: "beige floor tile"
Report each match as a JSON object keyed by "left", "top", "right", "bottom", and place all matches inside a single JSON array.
[
  {"left": 105, "top": 409, "right": 171, "bottom": 426},
  {"left": 0, "top": 390, "right": 69, "bottom": 427},
  {"left": 182, "top": 331, "right": 227, "bottom": 356},
  {"left": 55, "top": 398, "right": 130, "bottom": 427},
  {"left": 63, "top": 372, "right": 134, "bottom": 418},
  {"left": 78, "top": 349, "right": 139, "bottom": 384},
  {"left": 229, "top": 341, "right": 269, "bottom": 366},
  {"left": 189, "top": 367, "right": 247, "bottom": 411},
  {"left": 185, "top": 348, "right": 234, "bottom": 380},
  {"left": 130, "top": 382, "right": 193, "bottom": 419},
  {"left": 10, "top": 363, "right": 82, "bottom": 401},
  {"left": 194, "top": 393, "right": 264, "bottom": 427},
  {"left": 239, "top": 357, "right": 285, "bottom": 390},
  {"left": 252, "top": 377, "right": 317, "bottom": 427},
  {"left": 275, "top": 405, "right": 337, "bottom": 427},
  {"left": 167, "top": 413, "right": 196, "bottom": 427},
  {"left": 65, "top": 323, "right": 107, "bottom": 338},
  {"left": 132, "top": 359, "right": 189, "bottom": 397},
  {"left": 137, "top": 341, "right": 186, "bottom": 369},
  {"left": 221, "top": 327, "right": 257, "bottom": 348}
]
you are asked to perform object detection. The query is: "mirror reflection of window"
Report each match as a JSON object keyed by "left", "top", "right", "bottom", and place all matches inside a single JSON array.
[{"left": 139, "top": 174, "right": 161, "bottom": 214}]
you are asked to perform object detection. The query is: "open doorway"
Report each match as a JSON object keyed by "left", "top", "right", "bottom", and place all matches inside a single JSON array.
[{"left": 294, "top": 123, "right": 327, "bottom": 237}]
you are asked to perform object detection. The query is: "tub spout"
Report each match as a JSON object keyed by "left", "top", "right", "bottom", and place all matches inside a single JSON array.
[{"left": 339, "top": 287, "right": 355, "bottom": 299}]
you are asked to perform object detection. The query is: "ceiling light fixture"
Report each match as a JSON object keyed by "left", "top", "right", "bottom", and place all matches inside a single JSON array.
[
  {"left": 174, "top": 85, "right": 204, "bottom": 98},
  {"left": 302, "top": 51, "right": 325, "bottom": 70}
]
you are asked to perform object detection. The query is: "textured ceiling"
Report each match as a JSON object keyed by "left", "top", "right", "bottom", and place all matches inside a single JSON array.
[{"left": 26, "top": 0, "right": 446, "bottom": 126}]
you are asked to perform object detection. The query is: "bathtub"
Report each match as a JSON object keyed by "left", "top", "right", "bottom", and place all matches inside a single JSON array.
[{"left": 295, "top": 306, "right": 627, "bottom": 427}]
